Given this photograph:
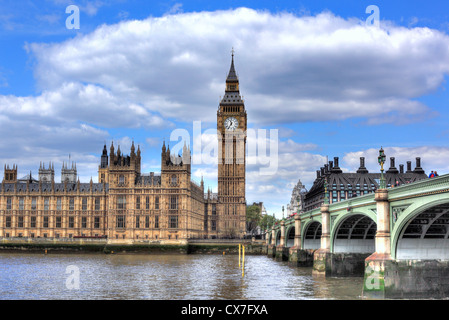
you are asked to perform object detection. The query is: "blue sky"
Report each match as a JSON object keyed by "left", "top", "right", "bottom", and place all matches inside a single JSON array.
[{"left": 1, "top": 0, "right": 449, "bottom": 216}]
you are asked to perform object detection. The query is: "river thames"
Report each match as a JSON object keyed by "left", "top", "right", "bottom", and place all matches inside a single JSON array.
[{"left": 0, "top": 253, "right": 364, "bottom": 300}]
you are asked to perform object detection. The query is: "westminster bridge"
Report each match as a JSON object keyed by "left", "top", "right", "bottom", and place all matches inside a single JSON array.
[{"left": 265, "top": 173, "right": 449, "bottom": 299}]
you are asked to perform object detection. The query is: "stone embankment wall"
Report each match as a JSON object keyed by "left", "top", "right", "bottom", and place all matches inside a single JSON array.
[{"left": 0, "top": 238, "right": 265, "bottom": 255}]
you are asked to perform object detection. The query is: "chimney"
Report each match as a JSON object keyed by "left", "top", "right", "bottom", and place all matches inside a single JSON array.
[
  {"left": 406, "top": 161, "right": 412, "bottom": 173},
  {"left": 357, "top": 157, "right": 368, "bottom": 174},
  {"left": 329, "top": 161, "right": 333, "bottom": 170},
  {"left": 334, "top": 157, "right": 339, "bottom": 168},
  {"left": 331, "top": 157, "right": 343, "bottom": 173},
  {"left": 414, "top": 157, "right": 425, "bottom": 174},
  {"left": 316, "top": 170, "right": 321, "bottom": 179},
  {"left": 386, "top": 157, "right": 399, "bottom": 174},
  {"left": 399, "top": 164, "right": 404, "bottom": 174}
]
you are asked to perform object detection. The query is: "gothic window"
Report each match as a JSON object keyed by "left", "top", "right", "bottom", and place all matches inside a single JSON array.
[
  {"left": 82, "top": 217, "right": 87, "bottom": 229},
  {"left": 145, "top": 196, "right": 150, "bottom": 210},
  {"left": 43, "top": 216, "right": 49, "bottom": 228},
  {"left": 117, "top": 196, "right": 126, "bottom": 210},
  {"left": 169, "top": 215, "right": 178, "bottom": 229},
  {"left": 155, "top": 216, "right": 159, "bottom": 229},
  {"left": 19, "top": 198, "right": 24, "bottom": 211},
  {"left": 170, "top": 196, "right": 178, "bottom": 210},
  {"left": 119, "top": 175, "right": 125, "bottom": 184},
  {"left": 56, "top": 217, "right": 62, "bottom": 228},
  {"left": 94, "top": 217, "right": 100, "bottom": 229},
  {"left": 155, "top": 196, "right": 160, "bottom": 210},
  {"left": 17, "top": 216, "right": 24, "bottom": 228},
  {"left": 95, "top": 198, "right": 100, "bottom": 211},
  {"left": 136, "top": 216, "right": 140, "bottom": 229},
  {"left": 116, "top": 215, "right": 125, "bottom": 228},
  {"left": 136, "top": 197, "right": 141, "bottom": 210},
  {"left": 57, "top": 198, "right": 62, "bottom": 211},
  {"left": 31, "top": 197, "right": 37, "bottom": 211},
  {"left": 44, "top": 198, "right": 50, "bottom": 211},
  {"left": 6, "top": 197, "right": 12, "bottom": 210},
  {"left": 5, "top": 216, "right": 11, "bottom": 228},
  {"left": 145, "top": 216, "right": 150, "bottom": 228},
  {"left": 82, "top": 197, "right": 88, "bottom": 211},
  {"left": 170, "top": 175, "right": 177, "bottom": 186},
  {"left": 69, "top": 217, "right": 74, "bottom": 228},
  {"left": 69, "top": 198, "right": 75, "bottom": 211},
  {"left": 30, "top": 217, "right": 36, "bottom": 228}
]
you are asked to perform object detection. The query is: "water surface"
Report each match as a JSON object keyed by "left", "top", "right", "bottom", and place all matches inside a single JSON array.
[{"left": 0, "top": 253, "right": 364, "bottom": 300}]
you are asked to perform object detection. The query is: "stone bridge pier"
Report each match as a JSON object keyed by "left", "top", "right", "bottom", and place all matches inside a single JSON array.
[
  {"left": 313, "top": 201, "right": 376, "bottom": 278},
  {"left": 267, "top": 228, "right": 276, "bottom": 258},
  {"left": 362, "top": 187, "right": 449, "bottom": 299},
  {"left": 288, "top": 214, "right": 315, "bottom": 267}
]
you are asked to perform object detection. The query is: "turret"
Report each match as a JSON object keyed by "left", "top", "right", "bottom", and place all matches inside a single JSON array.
[
  {"left": 110, "top": 141, "right": 115, "bottom": 165},
  {"left": 39, "top": 161, "right": 55, "bottom": 182},
  {"left": 100, "top": 144, "right": 108, "bottom": 169},
  {"left": 61, "top": 159, "right": 77, "bottom": 183},
  {"left": 3, "top": 164, "right": 17, "bottom": 183}
]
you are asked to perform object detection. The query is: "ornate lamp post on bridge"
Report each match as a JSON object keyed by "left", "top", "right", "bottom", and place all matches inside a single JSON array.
[
  {"left": 296, "top": 196, "right": 300, "bottom": 215},
  {"left": 323, "top": 177, "right": 329, "bottom": 205},
  {"left": 378, "top": 147, "right": 387, "bottom": 189}
]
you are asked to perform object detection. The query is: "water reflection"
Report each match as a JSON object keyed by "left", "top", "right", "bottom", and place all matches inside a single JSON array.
[{"left": 0, "top": 253, "right": 363, "bottom": 300}]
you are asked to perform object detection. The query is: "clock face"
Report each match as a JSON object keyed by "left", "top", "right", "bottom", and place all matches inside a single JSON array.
[{"left": 224, "top": 117, "right": 238, "bottom": 131}]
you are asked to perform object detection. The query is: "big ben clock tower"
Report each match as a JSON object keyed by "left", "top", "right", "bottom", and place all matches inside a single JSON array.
[{"left": 217, "top": 51, "right": 247, "bottom": 238}]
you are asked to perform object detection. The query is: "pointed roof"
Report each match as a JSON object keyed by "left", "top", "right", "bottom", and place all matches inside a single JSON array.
[{"left": 226, "top": 49, "right": 238, "bottom": 82}]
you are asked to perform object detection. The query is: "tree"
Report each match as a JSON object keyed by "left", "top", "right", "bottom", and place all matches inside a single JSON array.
[
  {"left": 246, "top": 205, "right": 262, "bottom": 234},
  {"left": 259, "top": 214, "right": 277, "bottom": 230}
]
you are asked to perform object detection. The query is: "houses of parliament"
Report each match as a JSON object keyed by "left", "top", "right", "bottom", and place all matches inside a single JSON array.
[{"left": 0, "top": 55, "right": 247, "bottom": 242}]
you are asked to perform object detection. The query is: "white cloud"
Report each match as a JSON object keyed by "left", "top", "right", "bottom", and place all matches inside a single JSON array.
[{"left": 22, "top": 8, "right": 449, "bottom": 126}]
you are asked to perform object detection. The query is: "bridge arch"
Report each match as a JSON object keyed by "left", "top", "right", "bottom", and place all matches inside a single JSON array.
[
  {"left": 275, "top": 229, "right": 281, "bottom": 246},
  {"left": 331, "top": 213, "right": 376, "bottom": 253},
  {"left": 286, "top": 225, "right": 295, "bottom": 247},
  {"left": 394, "top": 200, "right": 449, "bottom": 260},
  {"left": 302, "top": 220, "right": 321, "bottom": 249}
]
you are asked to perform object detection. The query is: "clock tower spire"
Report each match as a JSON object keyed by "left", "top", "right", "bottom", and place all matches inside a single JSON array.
[{"left": 217, "top": 50, "right": 247, "bottom": 238}]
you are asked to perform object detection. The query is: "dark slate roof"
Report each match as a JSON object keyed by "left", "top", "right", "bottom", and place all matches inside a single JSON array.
[
  {"left": 226, "top": 54, "right": 238, "bottom": 82},
  {"left": 18, "top": 174, "right": 38, "bottom": 183},
  {"left": 305, "top": 171, "right": 428, "bottom": 201},
  {"left": 220, "top": 91, "right": 243, "bottom": 105}
]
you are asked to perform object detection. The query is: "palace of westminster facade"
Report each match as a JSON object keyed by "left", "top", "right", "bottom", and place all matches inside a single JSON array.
[{"left": 0, "top": 55, "right": 247, "bottom": 241}]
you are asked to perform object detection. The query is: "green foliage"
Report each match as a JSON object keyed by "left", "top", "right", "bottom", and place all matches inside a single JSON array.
[
  {"left": 246, "top": 205, "right": 279, "bottom": 232},
  {"left": 246, "top": 205, "right": 262, "bottom": 232},
  {"left": 260, "top": 214, "right": 278, "bottom": 229},
  {"left": 246, "top": 205, "right": 261, "bottom": 222}
]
